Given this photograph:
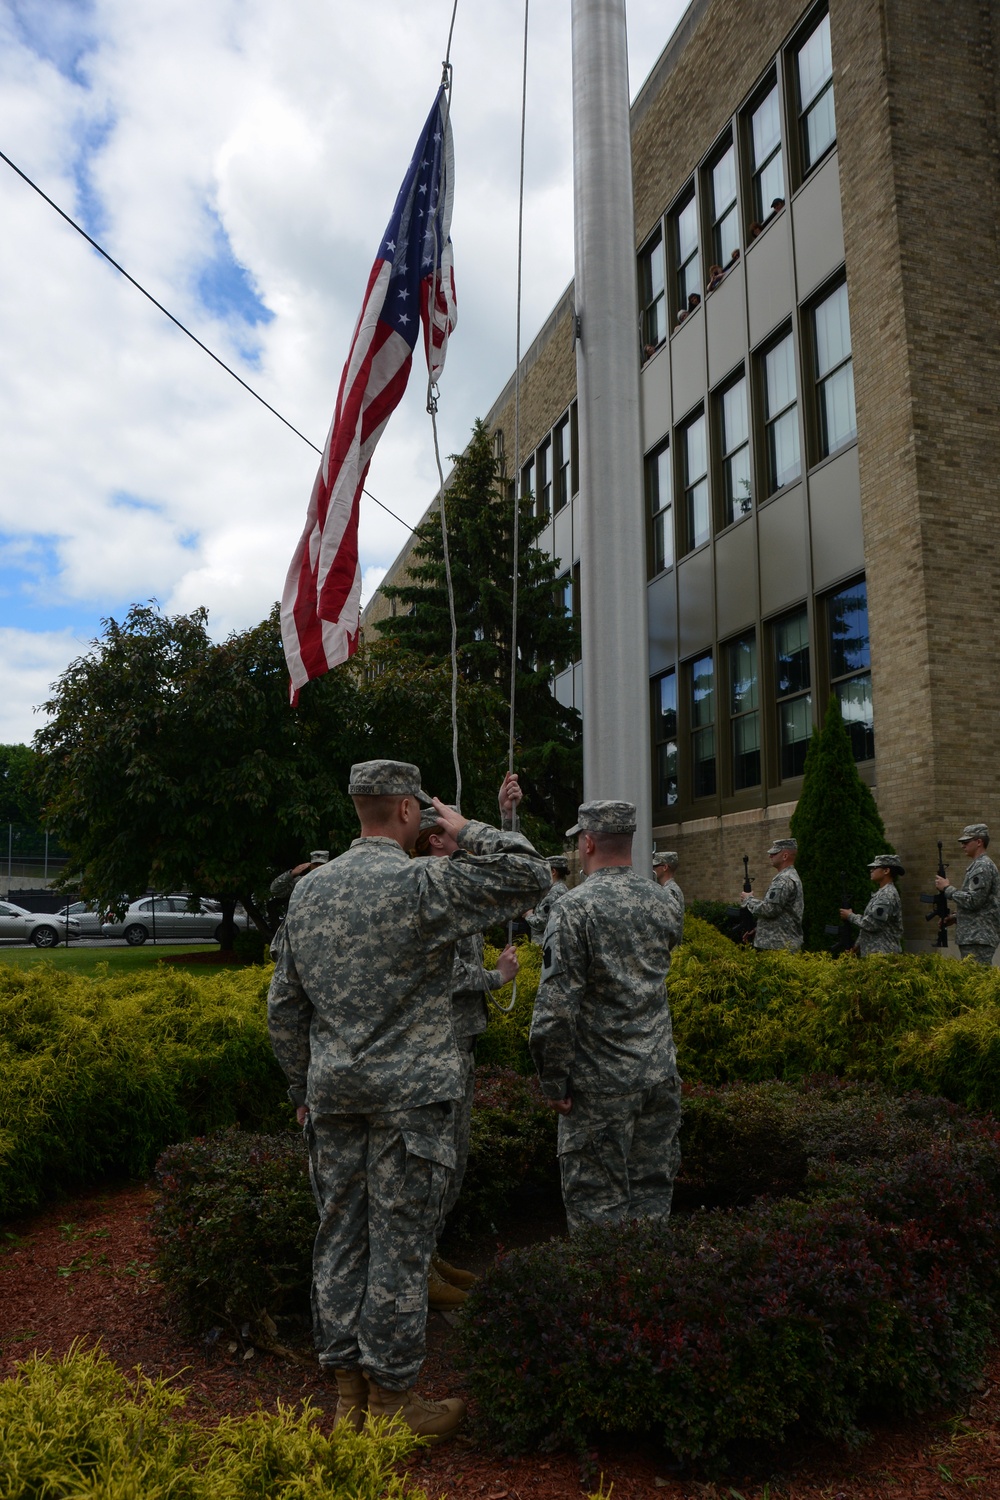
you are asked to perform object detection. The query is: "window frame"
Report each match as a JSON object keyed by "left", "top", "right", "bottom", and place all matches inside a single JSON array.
[
  {"left": 536, "top": 437, "right": 552, "bottom": 521},
  {"left": 705, "top": 135, "right": 740, "bottom": 271},
  {"left": 670, "top": 185, "right": 701, "bottom": 323},
  {"left": 757, "top": 325, "right": 801, "bottom": 498},
  {"left": 689, "top": 651, "right": 717, "bottom": 800},
  {"left": 825, "top": 576, "right": 874, "bottom": 763},
  {"left": 553, "top": 414, "right": 572, "bottom": 513},
  {"left": 792, "top": 5, "right": 836, "bottom": 179},
  {"left": 771, "top": 605, "right": 813, "bottom": 783},
  {"left": 645, "top": 438, "right": 674, "bottom": 578},
  {"left": 651, "top": 668, "right": 679, "bottom": 814},
  {"left": 744, "top": 73, "right": 786, "bottom": 228},
  {"left": 726, "top": 631, "right": 762, "bottom": 793},
  {"left": 679, "top": 408, "right": 710, "bottom": 555},
  {"left": 805, "top": 275, "right": 857, "bottom": 464},
  {"left": 638, "top": 227, "right": 667, "bottom": 359},
  {"left": 715, "top": 367, "right": 752, "bottom": 528}
]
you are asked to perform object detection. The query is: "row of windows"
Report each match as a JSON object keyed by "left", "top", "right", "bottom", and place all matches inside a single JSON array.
[
  {"left": 652, "top": 577, "right": 872, "bottom": 811},
  {"left": 640, "top": 4, "right": 836, "bottom": 346},
  {"left": 645, "top": 276, "right": 856, "bottom": 572},
  {"left": 519, "top": 402, "right": 579, "bottom": 523}
]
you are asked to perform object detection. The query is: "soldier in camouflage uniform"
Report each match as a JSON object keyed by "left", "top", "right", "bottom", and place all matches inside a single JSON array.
[
  {"left": 268, "top": 852, "right": 330, "bottom": 959},
  {"left": 529, "top": 800, "right": 683, "bottom": 1236},
  {"left": 267, "top": 760, "right": 549, "bottom": 1440},
  {"left": 935, "top": 823, "right": 1000, "bottom": 965},
  {"left": 413, "top": 789, "right": 521, "bottom": 1305},
  {"left": 528, "top": 857, "right": 571, "bottom": 944},
  {"left": 840, "top": 854, "right": 904, "bottom": 956},
  {"left": 652, "top": 850, "right": 684, "bottom": 947},
  {"left": 740, "top": 837, "right": 804, "bottom": 951}
]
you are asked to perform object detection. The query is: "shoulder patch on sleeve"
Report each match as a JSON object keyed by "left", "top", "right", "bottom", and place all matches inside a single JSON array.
[{"left": 541, "top": 926, "right": 564, "bottom": 984}]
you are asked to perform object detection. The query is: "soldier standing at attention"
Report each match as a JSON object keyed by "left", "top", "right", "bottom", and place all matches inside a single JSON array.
[
  {"left": 652, "top": 849, "right": 684, "bottom": 946},
  {"left": 935, "top": 823, "right": 1000, "bottom": 965},
  {"left": 267, "top": 760, "right": 549, "bottom": 1441},
  {"left": 529, "top": 800, "right": 683, "bottom": 1235},
  {"left": 528, "top": 855, "right": 571, "bottom": 944},
  {"left": 839, "top": 855, "right": 905, "bottom": 955},
  {"left": 740, "top": 837, "right": 804, "bottom": 951}
]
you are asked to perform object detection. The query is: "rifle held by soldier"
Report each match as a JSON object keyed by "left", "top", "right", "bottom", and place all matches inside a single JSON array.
[
  {"left": 725, "top": 854, "right": 757, "bottom": 944},
  {"left": 919, "top": 840, "right": 954, "bottom": 947}
]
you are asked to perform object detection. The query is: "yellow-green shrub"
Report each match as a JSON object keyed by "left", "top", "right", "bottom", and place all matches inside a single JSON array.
[
  {"left": 0, "top": 1344, "right": 428, "bottom": 1499},
  {"left": 0, "top": 960, "right": 287, "bottom": 1217}
]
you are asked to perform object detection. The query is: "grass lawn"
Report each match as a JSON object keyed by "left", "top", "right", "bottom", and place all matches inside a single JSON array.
[{"left": 0, "top": 944, "right": 240, "bottom": 975}]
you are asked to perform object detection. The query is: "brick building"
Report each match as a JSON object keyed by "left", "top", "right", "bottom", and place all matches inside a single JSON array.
[{"left": 362, "top": 0, "right": 1000, "bottom": 942}]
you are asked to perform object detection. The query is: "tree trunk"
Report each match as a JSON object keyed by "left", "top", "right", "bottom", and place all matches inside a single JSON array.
[{"left": 217, "top": 894, "right": 237, "bottom": 951}]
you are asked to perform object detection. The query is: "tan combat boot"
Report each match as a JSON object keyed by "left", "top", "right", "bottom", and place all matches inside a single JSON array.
[
  {"left": 366, "top": 1379, "right": 466, "bottom": 1442},
  {"left": 332, "top": 1368, "right": 368, "bottom": 1431},
  {"left": 432, "top": 1251, "right": 478, "bottom": 1290},
  {"left": 427, "top": 1263, "right": 468, "bottom": 1309}
]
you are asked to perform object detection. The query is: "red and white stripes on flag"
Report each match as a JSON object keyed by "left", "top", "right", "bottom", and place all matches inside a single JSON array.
[{"left": 281, "top": 86, "right": 456, "bottom": 702}]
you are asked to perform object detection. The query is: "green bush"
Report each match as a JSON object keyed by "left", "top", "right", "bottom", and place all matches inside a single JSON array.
[
  {"left": 460, "top": 1082, "right": 1000, "bottom": 1460},
  {"left": 0, "top": 961, "right": 287, "bottom": 1218},
  {"left": 232, "top": 927, "right": 271, "bottom": 964},
  {"left": 0, "top": 1344, "right": 430, "bottom": 1499},
  {"left": 153, "top": 1068, "right": 557, "bottom": 1333}
]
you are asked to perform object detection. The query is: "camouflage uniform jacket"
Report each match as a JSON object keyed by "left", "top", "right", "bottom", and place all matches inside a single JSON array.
[
  {"left": 746, "top": 867, "right": 804, "bottom": 951},
  {"left": 267, "top": 820, "right": 549, "bottom": 1113},
  {"left": 451, "top": 932, "right": 506, "bottom": 1040},
  {"left": 849, "top": 882, "right": 903, "bottom": 956},
  {"left": 528, "top": 880, "right": 570, "bottom": 945},
  {"left": 660, "top": 879, "right": 685, "bottom": 947},
  {"left": 945, "top": 855, "right": 1000, "bottom": 950},
  {"left": 529, "top": 867, "right": 681, "bottom": 1101}
]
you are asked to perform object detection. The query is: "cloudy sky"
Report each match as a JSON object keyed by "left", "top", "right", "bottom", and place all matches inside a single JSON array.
[{"left": 0, "top": 0, "right": 688, "bottom": 745}]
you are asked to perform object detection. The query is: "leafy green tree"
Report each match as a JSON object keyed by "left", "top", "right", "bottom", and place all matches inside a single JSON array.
[
  {"left": 373, "top": 417, "right": 582, "bottom": 844},
  {"left": 34, "top": 604, "right": 359, "bottom": 941},
  {"left": 790, "top": 695, "right": 892, "bottom": 949},
  {"left": 0, "top": 744, "right": 42, "bottom": 826}
]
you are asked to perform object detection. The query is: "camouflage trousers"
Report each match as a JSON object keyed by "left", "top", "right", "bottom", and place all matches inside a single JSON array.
[
  {"left": 437, "top": 1036, "right": 477, "bottom": 1234},
  {"left": 556, "top": 1075, "right": 682, "bottom": 1237},
  {"left": 304, "top": 1103, "right": 455, "bottom": 1390},
  {"left": 959, "top": 943, "right": 997, "bottom": 966}
]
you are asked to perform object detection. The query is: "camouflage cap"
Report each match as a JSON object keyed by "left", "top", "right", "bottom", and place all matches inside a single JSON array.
[
  {"left": 652, "top": 849, "right": 679, "bottom": 868},
  {"left": 868, "top": 853, "right": 905, "bottom": 875},
  {"left": 566, "top": 799, "right": 637, "bottom": 838},
  {"left": 309, "top": 849, "right": 330, "bottom": 864},
  {"left": 959, "top": 823, "right": 989, "bottom": 843},
  {"left": 418, "top": 804, "right": 457, "bottom": 832},
  {"left": 767, "top": 837, "right": 798, "bottom": 855},
  {"left": 348, "top": 760, "right": 432, "bottom": 804},
  {"left": 548, "top": 855, "right": 570, "bottom": 875}
]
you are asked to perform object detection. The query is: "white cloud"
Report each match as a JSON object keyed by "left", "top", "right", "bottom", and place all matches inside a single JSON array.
[
  {"left": 0, "top": 0, "right": 689, "bottom": 739},
  {"left": 0, "top": 627, "right": 86, "bottom": 745}
]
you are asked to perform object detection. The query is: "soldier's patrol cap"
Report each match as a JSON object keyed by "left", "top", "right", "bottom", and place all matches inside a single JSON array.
[
  {"left": 767, "top": 837, "right": 798, "bottom": 855},
  {"left": 868, "top": 854, "right": 905, "bottom": 875},
  {"left": 565, "top": 799, "right": 637, "bottom": 838},
  {"left": 309, "top": 850, "right": 330, "bottom": 864},
  {"left": 548, "top": 855, "right": 570, "bottom": 875},
  {"left": 959, "top": 823, "right": 989, "bottom": 843},
  {"left": 419, "top": 803, "right": 457, "bottom": 832},
  {"left": 653, "top": 849, "right": 679, "bottom": 868},
  {"left": 348, "top": 760, "right": 432, "bottom": 804}
]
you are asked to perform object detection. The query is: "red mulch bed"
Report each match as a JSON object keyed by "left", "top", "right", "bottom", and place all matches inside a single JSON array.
[{"left": 3, "top": 1183, "right": 1000, "bottom": 1499}]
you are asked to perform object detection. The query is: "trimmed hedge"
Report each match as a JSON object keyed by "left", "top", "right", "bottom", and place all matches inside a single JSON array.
[
  {"left": 0, "top": 961, "right": 287, "bottom": 1218},
  {"left": 460, "top": 1083, "right": 1000, "bottom": 1460},
  {"left": 0, "top": 1344, "right": 429, "bottom": 1499},
  {"left": 153, "top": 1067, "right": 557, "bottom": 1333}
]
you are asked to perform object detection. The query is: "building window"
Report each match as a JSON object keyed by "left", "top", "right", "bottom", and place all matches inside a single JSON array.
[
  {"left": 774, "top": 608, "right": 811, "bottom": 778},
  {"left": 690, "top": 653, "right": 716, "bottom": 798},
  {"left": 728, "top": 633, "right": 761, "bottom": 790},
  {"left": 570, "top": 402, "right": 580, "bottom": 495},
  {"left": 554, "top": 415, "right": 572, "bottom": 513},
  {"left": 708, "top": 140, "right": 739, "bottom": 268},
  {"left": 812, "top": 280, "right": 856, "bottom": 457},
  {"left": 828, "top": 579, "right": 873, "bottom": 761},
  {"left": 718, "top": 371, "right": 751, "bottom": 524},
  {"left": 761, "top": 330, "right": 800, "bottom": 494},
  {"left": 672, "top": 190, "right": 701, "bottom": 317},
  {"left": 521, "top": 454, "right": 535, "bottom": 508},
  {"left": 536, "top": 437, "right": 552, "bottom": 520},
  {"left": 639, "top": 230, "right": 666, "bottom": 357},
  {"left": 653, "top": 670, "right": 678, "bottom": 808},
  {"left": 681, "top": 411, "right": 710, "bottom": 552},
  {"left": 645, "top": 440, "right": 673, "bottom": 576},
  {"left": 796, "top": 9, "right": 836, "bottom": 173},
  {"left": 748, "top": 81, "right": 785, "bottom": 225},
  {"left": 493, "top": 429, "right": 505, "bottom": 468}
]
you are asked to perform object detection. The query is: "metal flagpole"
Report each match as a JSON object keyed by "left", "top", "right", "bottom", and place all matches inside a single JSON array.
[{"left": 571, "top": 0, "right": 651, "bottom": 872}]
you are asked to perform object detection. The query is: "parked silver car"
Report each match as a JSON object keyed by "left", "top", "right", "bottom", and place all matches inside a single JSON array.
[
  {"left": 102, "top": 895, "right": 250, "bottom": 946},
  {"left": 0, "top": 900, "right": 82, "bottom": 948},
  {"left": 57, "top": 900, "right": 113, "bottom": 936}
]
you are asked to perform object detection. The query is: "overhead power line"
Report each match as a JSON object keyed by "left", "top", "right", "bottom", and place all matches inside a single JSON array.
[{"left": 0, "top": 145, "right": 415, "bottom": 535}]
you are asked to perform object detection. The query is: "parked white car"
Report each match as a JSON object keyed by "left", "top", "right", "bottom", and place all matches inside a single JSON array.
[
  {"left": 102, "top": 895, "right": 250, "bottom": 946},
  {"left": 0, "top": 900, "right": 82, "bottom": 948}
]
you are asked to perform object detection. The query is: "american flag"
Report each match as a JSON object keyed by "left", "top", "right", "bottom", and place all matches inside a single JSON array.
[{"left": 281, "top": 86, "right": 457, "bottom": 701}]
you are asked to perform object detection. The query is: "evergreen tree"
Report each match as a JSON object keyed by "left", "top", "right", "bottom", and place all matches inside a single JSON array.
[
  {"left": 790, "top": 695, "right": 892, "bottom": 950},
  {"left": 374, "top": 417, "right": 582, "bottom": 842}
]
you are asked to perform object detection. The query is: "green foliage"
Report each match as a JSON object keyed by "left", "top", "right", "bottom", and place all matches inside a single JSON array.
[
  {"left": 475, "top": 940, "right": 541, "bottom": 1072},
  {"left": 0, "top": 961, "right": 286, "bottom": 1217},
  {"left": 687, "top": 898, "right": 737, "bottom": 940},
  {"left": 373, "top": 418, "right": 582, "bottom": 843},
  {"left": 0, "top": 1344, "right": 430, "bottom": 1499},
  {"left": 449, "top": 1068, "right": 557, "bottom": 1236},
  {"left": 0, "top": 743, "right": 42, "bottom": 825},
  {"left": 460, "top": 1081, "right": 1000, "bottom": 1460},
  {"left": 789, "top": 696, "right": 891, "bottom": 949},
  {"left": 33, "top": 603, "right": 359, "bottom": 935}
]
